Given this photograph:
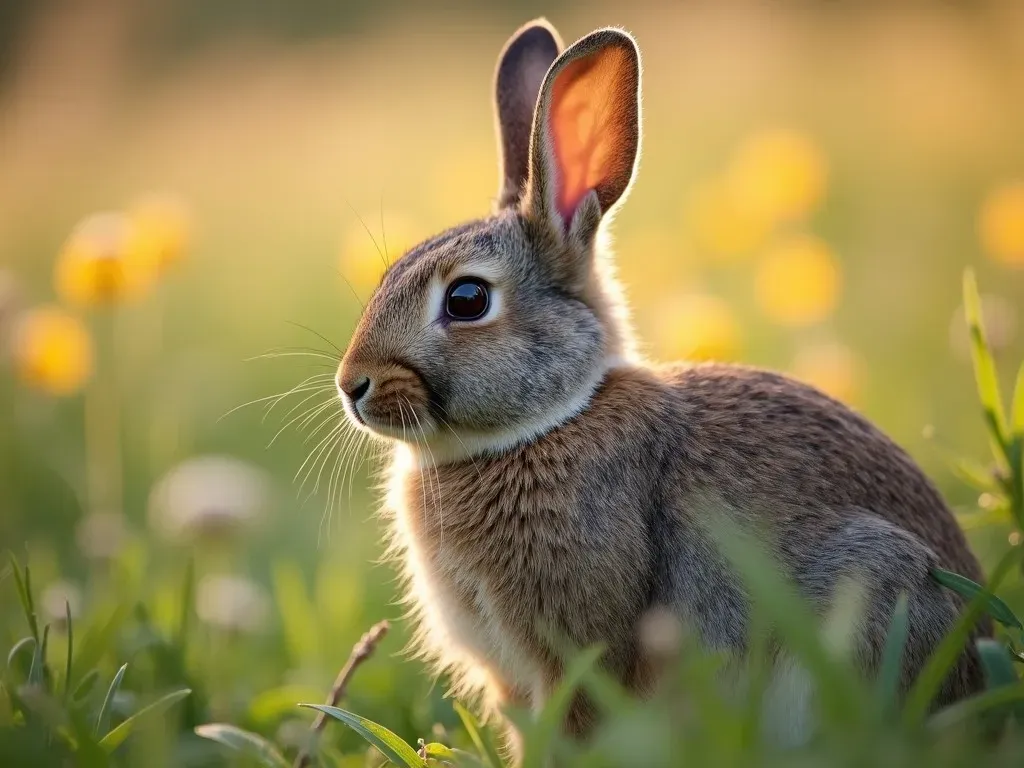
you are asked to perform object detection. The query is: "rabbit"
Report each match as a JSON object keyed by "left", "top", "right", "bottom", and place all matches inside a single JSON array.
[{"left": 335, "top": 17, "right": 989, "bottom": 757}]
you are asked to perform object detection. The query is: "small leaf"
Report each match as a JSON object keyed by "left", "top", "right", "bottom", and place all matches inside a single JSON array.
[
  {"left": 420, "top": 741, "right": 456, "bottom": 760},
  {"left": 963, "top": 269, "right": 1010, "bottom": 457},
  {"left": 905, "top": 545, "right": 1024, "bottom": 724},
  {"left": 194, "top": 723, "right": 290, "bottom": 768},
  {"left": 875, "top": 594, "right": 910, "bottom": 718},
  {"left": 952, "top": 459, "right": 998, "bottom": 493},
  {"left": 99, "top": 688, "right": 191, "bottom": 752},
  {"left": 452, "top": 700, "right": 503, "bottom": 768},
  {"left": 300, "top": 704, "right": 425, "bottom": 767},
  {"left": 931, "top": 568, "right": 1023, "bottom": 630},
  {"left": 96, "top": 663, "right": 128, "bottom": 737}
]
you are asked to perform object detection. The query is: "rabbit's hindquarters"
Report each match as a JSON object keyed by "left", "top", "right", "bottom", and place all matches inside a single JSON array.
[{"left": 759, "top": 513, "right": 984, "bottom": 744}]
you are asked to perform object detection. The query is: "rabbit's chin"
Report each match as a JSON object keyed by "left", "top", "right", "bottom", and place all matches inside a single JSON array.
[{"left": 341, "top": 399, "right": 439, "bottom": 444}]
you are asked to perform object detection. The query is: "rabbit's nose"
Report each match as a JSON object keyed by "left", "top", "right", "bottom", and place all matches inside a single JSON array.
[{"left": 337, "top": 370, "right": 372, "bottom": 404}]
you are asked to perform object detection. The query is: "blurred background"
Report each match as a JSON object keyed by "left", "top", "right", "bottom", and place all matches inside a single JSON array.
[{"left": 2, "top": 0, "right": 1024, "bottom": 761}]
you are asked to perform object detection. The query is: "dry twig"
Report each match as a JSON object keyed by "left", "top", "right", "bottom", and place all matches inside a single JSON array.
[{"left": 292, "top": 619, "right": 390, "bottom": 768}]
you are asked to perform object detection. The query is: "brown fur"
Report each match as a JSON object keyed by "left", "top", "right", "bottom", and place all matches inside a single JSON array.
[{"left": 335, "top": 19, "right": 989, "bottom": 759}]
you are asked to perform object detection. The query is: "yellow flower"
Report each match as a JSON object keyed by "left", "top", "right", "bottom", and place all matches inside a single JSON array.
[
  {"left": 684, "top": 176, "right": 774, "bottom": 262},
  {"left": 655, "top": 293, "right": 742, "bottom": 362},
  {"left": 791, "top": 340, "right": 861, "bottom": 405},
  {"left": 128, "top": 193, "right": 192, "bottom": 276},
  {"left": 755, "top": 234, "right": 841, "bottom": 326},
  {"left": 12, "top": 306, "right": 94, "bottom": 396},
  {"left": 978, "top": 181, "right": 1024, "bottom": 267},
  {"left": 729, "top": 129, "right": 827, "bottom": 225},
  {"left": 339, "top": 213, "right": 421, "bottom": 296},
  {"left": 54, "top": 212, "right": 155, "bottom": 308}
]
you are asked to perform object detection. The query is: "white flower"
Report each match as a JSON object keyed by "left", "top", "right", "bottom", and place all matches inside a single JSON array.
[
  {"left": 637, "top": 606, "right": 683, "bottom": 660},
  {"left": 148, "top": 455, "right": 270, "bottom": 545},
  {"left": 75, "top": 511, "right": 129, "bottom": 561},
  {"left": 196, "top": 574, "right": 270, "bottom": 634},
  {"left": 42, "top": 580, "right": 82, "bottom": 629}
]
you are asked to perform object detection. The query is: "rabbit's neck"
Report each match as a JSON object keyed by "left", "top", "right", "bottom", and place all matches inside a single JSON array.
[{"left": 410, "top": 356, "right": 636, "bottom": 468}]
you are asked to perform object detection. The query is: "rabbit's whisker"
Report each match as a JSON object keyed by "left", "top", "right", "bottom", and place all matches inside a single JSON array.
[
  {"left": 405, "top": 397, "right": 444, "bottom": 550},
  {"left": 285, "top": 321, "right": 344, "bottom": 355},
  {"left": 346, "top": 200, "right": 388, "bottom": 271},
  {"left": 217, "top": 373, "right": 334, "bottom": 422},
  {"left": 267, "top": 396, "right": 338, "bottom": 449},
  {"left": 296, "top": 419, "right": 346, "bottom": 489}
]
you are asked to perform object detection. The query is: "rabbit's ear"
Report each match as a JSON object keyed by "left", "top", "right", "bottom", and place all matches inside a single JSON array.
[
  {"left": 494, "top": 19, "right": 563, "bottom": 209},
  {"left": 523, "top": 29, "right": 641, "bottom": 243}
]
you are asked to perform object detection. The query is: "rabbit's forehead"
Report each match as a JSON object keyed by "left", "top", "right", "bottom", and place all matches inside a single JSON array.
[{"left": 379, "top": 216, "right": 528, "bottom": 297}]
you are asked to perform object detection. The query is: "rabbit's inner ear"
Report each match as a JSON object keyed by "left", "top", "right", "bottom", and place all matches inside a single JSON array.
[
  {"left": 525, "top": 30, "right": 641, "bottom": 239},
  {"left": 494, "top": 21, "right": 563, "bottom": 209}
]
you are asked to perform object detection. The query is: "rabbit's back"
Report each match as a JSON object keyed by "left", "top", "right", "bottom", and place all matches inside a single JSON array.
[{"left": 661, "top": 361, "right": 983, "bottom": 583}]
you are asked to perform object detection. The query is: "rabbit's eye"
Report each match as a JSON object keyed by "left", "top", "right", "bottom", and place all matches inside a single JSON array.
[{"left": 445, "top": 278, "right": 490, "bottom": 321}]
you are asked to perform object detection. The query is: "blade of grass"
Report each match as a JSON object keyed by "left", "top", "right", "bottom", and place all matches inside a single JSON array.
[
  {"left": 1012, "top": 362, "right": 1024, "bottom": 435},
  {"left": 194, "top": 723, "right": 291, "bottom": 768},
  {"left": 904, "top": 543, "right": 1024, "bottom": 724},
  {"left": 453, "top": 700, "right": 503, "bottom": 768},
  {"left": 96, "top": 663, "right": 128, "bottom": 737},
  {"left": 976, "top": 639, "right": 1024, "bottom": 721},
  {"left": 6, "top": 637, "right": 35, "bottom": 676},
  {"left": 28, "top": 625, "right": 49, "bottom": 689},
  {"left": 8, "top": 555, "right": 39, "bottom": 642},
  {"left": 1008, "top": 437, "right": 1023, "bottom": 528},
  {"left": 176, "top": 556, "right": 195, "bottom": 650},
  {"left": 963, "top": 269, "right": 1010, "bottom": 458},
  {"left": 928, "top": 682, "right": 1024, "bottom": 730},
  {"left": 64, "top": 600, "right": 73, "bottom": 700},
  {"left": 874, "top": 594, "right": 910, "bottom": 720},
  {"left": 272, "top": 561, "right": 324, "bottom": 668},
  {"left": 73, "top": 669, "right": 100, "bottom": 705},
  {"left": 74, "top": 602, "right": 131, "bottom": 687},
  {"left": 99, "top": 687, "right": 191, "bottom": 752},
  {"left": 930, "top": 568, "right": 1023, "bottom": 629},
  {"left": 300, "top": 704, "right": 425, "bottom": 767}
]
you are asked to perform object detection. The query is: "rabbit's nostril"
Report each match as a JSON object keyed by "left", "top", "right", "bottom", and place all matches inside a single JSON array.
[{"left": 345, "top": 377, "right": 371, "bottom": 404}]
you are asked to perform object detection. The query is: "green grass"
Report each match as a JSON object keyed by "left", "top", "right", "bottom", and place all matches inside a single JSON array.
[{"left": 2, "top": 271, "right": 1024, "bottom": 766}]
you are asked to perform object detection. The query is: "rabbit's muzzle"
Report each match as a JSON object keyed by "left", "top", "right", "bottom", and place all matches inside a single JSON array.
[{"left": 336, "top": 359, "right": 433, "bottom": 439}]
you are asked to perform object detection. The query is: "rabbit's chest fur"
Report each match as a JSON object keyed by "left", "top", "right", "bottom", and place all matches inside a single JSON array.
[{"left": 384, "top": 370, "right": 671, "bottom": 700}]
